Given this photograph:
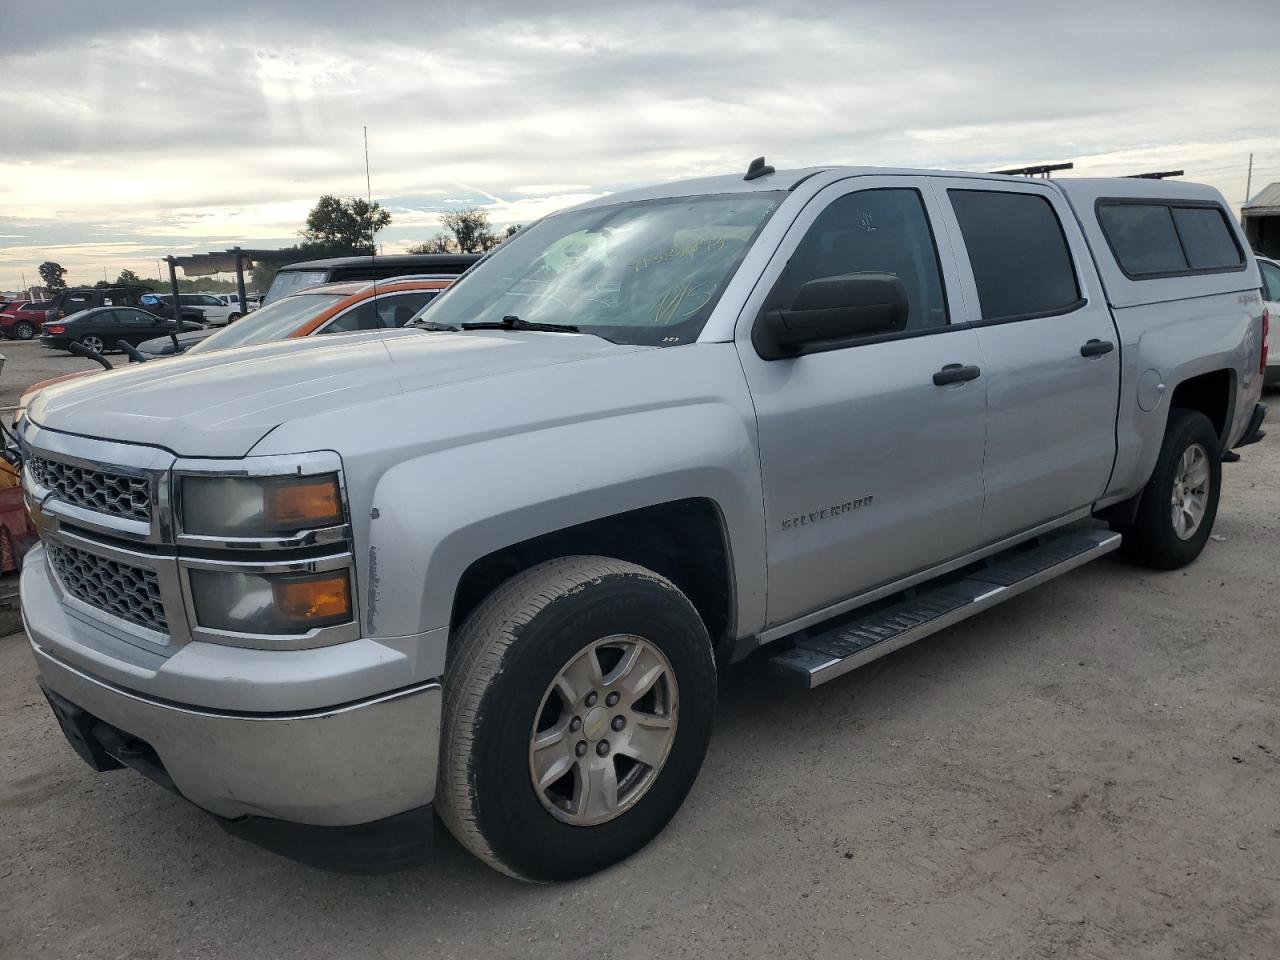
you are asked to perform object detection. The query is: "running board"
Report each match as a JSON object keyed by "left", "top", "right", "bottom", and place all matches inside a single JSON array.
[{"left": 768, "top": 529, "right": 1122, "bottom": 690}]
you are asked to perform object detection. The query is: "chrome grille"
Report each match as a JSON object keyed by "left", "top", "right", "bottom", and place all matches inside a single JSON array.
[
  {"left": 46, "top": 542, "right": 167, "bottom": 634},
  {"left": 29, "top": 456, "right": 151, "bottom": 522}
]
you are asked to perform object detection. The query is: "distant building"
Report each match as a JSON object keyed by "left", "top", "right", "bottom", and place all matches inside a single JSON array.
[{"left": 1243, "top": 183, "right": 1280, "bottom": 258}]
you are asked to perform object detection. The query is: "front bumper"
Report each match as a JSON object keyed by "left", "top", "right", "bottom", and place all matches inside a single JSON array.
[{"left": 23, "top": 546, "right": 442, "bottom": 831}]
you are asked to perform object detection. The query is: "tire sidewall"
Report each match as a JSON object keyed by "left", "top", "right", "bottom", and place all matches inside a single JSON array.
[
  {"left": 464, "top": 570, "right": 716, "bottom": 882},
  {"left": 14, "top": 321, "right": 34, "bottom": 340},
  {"left": 1134, "top": 410, "right": 1222, "bottom": 568}
]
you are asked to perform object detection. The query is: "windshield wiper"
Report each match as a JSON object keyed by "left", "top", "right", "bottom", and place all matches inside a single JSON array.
[
  {"left": 408, "top": 319, "right": 461, "bottom": 331},
  {"left": 461, "top": 315, "right": 579, "bottom": 334}
]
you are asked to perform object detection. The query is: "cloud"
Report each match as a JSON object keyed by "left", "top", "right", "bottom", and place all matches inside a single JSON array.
[{"left": 1, "top": 1, "right": 1278, "bottom": 288}]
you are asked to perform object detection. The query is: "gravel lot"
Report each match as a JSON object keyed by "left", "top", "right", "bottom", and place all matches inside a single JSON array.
[
  {"left": 0, "top": 336, "right": 1276, "bottom": 959},
  {"left": 0, "top": 339, "right": 103, "bottom": 410}
]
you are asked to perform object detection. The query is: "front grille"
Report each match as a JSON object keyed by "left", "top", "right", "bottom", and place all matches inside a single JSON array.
[
  {"left": 46, "top": 542, "right": 167, "bottom": 634},
  {"left": 29, "top": 456, "right": 151, "bottom": 522}
]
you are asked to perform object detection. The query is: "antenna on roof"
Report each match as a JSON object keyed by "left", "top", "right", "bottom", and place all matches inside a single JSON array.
[
  {"left": 1126, "top": 170, "right": 1184, "bottom": 180},
  {"left": 744, "top": 156, "right": 775, "bottom": 181},
  {"left": 992, "top": 162, "right": 1074, "bottom": 178}
]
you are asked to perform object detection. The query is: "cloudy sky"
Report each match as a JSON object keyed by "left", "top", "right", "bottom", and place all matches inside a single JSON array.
[{"left": 2, "top": 0, "right": 1278, "bottom": 291}]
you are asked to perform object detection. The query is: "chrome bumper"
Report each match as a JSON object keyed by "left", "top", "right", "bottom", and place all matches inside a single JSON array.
[{"left": 24, "top": 547, "right": 442, "bottom": 828}]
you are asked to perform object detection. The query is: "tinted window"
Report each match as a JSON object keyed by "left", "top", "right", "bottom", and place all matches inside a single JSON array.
[
  {"left": 764, "top": 188, "right": 948, "bottom": 333},
  {"left": 1259, "top": 260, "right": 1280, "bottom": 302},
  {"left": 1171, "top": 206, "right": 1242, "bottom": 270},
  {"left": 949, "top": 190, "right": 1080, "bottom": 321},
  {"left": 1097, "top": 204, "right": 1186, "bottom": 276}
]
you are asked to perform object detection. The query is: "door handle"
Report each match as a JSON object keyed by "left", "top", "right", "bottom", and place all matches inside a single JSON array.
[
  {"left": 1080, "top": 339, "right": 1115, "bottom": 357},
  {"left": 932, "top": 363, "right": 982, "bottom": 386}
]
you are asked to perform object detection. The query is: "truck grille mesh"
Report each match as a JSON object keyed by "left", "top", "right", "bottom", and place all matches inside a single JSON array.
[
  {"left": 29, "top": 457, "right": 151, "bottom": 522},
  {"left": 46, "top": 542, "right": 167, "bottom": 634}
]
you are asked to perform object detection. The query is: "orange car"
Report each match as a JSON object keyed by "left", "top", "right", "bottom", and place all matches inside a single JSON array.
[{"left": 15, "top": 276, "right": 453, "bottom": 414}]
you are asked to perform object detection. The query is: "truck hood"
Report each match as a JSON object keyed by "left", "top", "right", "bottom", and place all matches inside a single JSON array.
[{"left": 28, "top": 329, "right": 643, "bottom": 457}]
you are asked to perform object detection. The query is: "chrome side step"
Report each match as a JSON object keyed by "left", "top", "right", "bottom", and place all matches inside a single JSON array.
[{"left": 768, "top": 528, "right": 1122, "bottom": 690}]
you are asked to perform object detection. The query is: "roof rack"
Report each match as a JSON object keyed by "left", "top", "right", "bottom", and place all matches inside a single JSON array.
[
  {"left": 991, "top": 162, "right": 1074, "bottom": 178},
  {"left": 1126, "top": 170, "right": 1184, "bottom": 180}
]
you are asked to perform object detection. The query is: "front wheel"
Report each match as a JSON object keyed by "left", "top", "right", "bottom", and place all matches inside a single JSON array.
[
  {"left": 436, "top": 556, "right": 716, "bottom": 882},
  {"left": 227, "top": 313, "right": 241, "bottom": 323},
  {"left": 1118, "top": 408, "right": 1222, "bottom": 569},
  {"left": 13, "top": 321, "right": 35, "bottom": 340}
]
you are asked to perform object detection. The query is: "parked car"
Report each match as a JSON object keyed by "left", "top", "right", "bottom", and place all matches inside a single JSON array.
[
  {"left": 38, "top": 306, "right": 204, "bottom": 354},
  {"left": 18, "top": 164, "right": 1267, "bottom": 881},
  {"left": 0, "top": 300, "right": 52, "bottom": 340},
  {"left": 212, "top": 292, "right": 258, "bottom": 314},
  {"left": 158, "top": 293, "right": 241, "bottom": 326},
  {"left": 42, "top": 285, "right": 155, "bottom": 322},
  {"left": 261, "top": 253, "right": 479, "bottom": 305},
  {"left": 141, "top": 294, "right": 207, "bottom": 325},
  {"left": 137, "top": 276, "right": 451, "bottom": 356},
  {"left": 1258, "top": 255, "right": 1279, "bottom": 386}
]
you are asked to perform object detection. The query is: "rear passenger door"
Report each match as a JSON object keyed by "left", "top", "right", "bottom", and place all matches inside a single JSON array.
[
  {"left": 737, "top": 177, "right": 988, "bottom": 628},
  {"left": 933, "top": 180, "right": 1120, "bottom": 542}
]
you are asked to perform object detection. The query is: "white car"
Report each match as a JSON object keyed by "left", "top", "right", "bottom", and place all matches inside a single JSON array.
[
  {"left": 1258, "top": 255, "right": 1280, "bottom": 387},
  {"left": 212, "top": 292, "right": 259, "bottom": 315},
  {"left": 178, "top": 293, "right": 240, "bottom": 326}
]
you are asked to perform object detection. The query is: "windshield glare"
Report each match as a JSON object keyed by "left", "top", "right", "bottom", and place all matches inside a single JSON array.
[
  {"left": 411, "top": 192, "right": 783, "bottom": 346},
  {"left": 263, "top": 268, "right": 330, "bottom": 305},
  {"left": 187, "top": 293, "right": 346, "bottom": 353}
]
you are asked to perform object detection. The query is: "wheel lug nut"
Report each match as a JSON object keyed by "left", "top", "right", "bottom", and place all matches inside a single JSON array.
[
  {"left": 606, "top": 691, "right": 620, "bottom": 707},
  {"left": 570, "top": 716, "right": 582, "bottom": 732},
  {"left": 612, "top": 716, "right": 625, "bottom": 731},
  {"left": 596, "top": 741, "right": 610, "bottom": 757},
  {"left": 576, "top": 740, "right": 588, "bottom": 757},
  {"left": 584, "top": 692, "right": 598, "bottom": 707}
]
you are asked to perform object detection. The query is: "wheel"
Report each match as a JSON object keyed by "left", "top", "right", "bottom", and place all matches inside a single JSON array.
[
  {"left": 13, "top": 321, "right": 34, "bottom": 340},
  {"left": 436, "top": 556, "right": 716, "bottom": 882},
  {"left": 78, "top": 334, "right": 105, "bottom": 354},
  {"left": 1118, "top": 408, "right": 1222, "bottom": 569},
  {"left": 227, "top": 313, "right": 242, "bottom": 323}
]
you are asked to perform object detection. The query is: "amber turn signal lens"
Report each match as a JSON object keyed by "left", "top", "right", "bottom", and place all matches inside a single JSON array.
[
  {"left": 264, "top": 475, "right": 343, "bottom": 530},
  {"left": 272, "top": 572, "right": 352, "bottom": 628}
]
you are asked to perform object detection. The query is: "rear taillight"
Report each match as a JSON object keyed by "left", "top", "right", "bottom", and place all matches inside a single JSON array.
[
  {"left": 46, "top": 325, "right": 65, "bottom": 335},
  {"left": 1262, "top": 308, "right": 1270, "bottom": 376}
]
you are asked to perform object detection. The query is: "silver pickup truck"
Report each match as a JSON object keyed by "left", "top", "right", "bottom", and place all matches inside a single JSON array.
[{"left": 19, "top": 163, "right": 1268, "bottom": 881}]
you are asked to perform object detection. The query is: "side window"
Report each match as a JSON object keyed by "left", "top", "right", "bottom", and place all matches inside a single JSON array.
[
  {"left": 1098, "top": 201, "right": 1244, "bottom": 278},
  {"left": 65, "top": 293, "right": 92, "bottom": 312},
  {"left": 1170, "top": 207, "right": 1242, "bottom": 270},
  {"left": 323, "top": 300, "right": 382, "bottom": 333},
  {"left": 765, "top": 188, "right": 948, "bottom": 332},
  {"left": 1260, "top": 261, "right": 1280, "bottom": 302},
  {"left": 949, "top": 190, "right": 1081, "bottom": 321},
  {"left": 378, "top": 292, "right": 436, "bottom": 327}
]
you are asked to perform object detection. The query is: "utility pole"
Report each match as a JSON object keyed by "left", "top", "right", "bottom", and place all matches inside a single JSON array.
[{"left": 1245, "top": 153, "right": 1254, "bottom": 205}]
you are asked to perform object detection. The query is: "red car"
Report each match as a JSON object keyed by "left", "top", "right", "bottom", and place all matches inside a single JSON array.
[{"left": 0, "top": 301, "right": 52, "bottom": 340}]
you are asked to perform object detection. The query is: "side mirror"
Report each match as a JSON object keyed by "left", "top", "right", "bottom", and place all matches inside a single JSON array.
[{"left": 753, "top": 272, "right": 909, "bottom": 360}]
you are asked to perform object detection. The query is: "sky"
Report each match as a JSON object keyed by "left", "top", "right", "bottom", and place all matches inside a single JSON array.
[{"left": 2, "top": 0, "right": 1278, "bottom": 292}]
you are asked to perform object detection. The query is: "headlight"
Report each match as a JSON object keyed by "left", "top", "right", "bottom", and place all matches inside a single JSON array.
[
  {"left": 180, "top": 473, "right": 343, "bottom": 537},
  {"left": 188, "top": 567, "right": 352, "bottom": 634}
]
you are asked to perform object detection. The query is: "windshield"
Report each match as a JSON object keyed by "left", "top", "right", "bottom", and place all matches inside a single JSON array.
[
  {"left": 412, "top": 192, "right": 783, "bottom": 346},
  {"left": 263, "top": 268, "right": 330, "bottom": 305},
  {"left": 187, "top": 293, "right": 346, "bottom": 354}
]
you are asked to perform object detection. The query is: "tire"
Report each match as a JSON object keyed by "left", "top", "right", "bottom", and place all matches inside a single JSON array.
[
  {"left": 227, "top": 313, "right": 242, "bottom": 323},
  {"left": 78, "top": 334, "right": 105, "bottom": 354},
  {"left": 13, "top": 321, "right": 34, "bottom": 341},
  {"left": 436, "top": 556, "right": 716, "bottom": 882},
  {"left": 1118, "top": 408, "right": 1222, "bottom": 569}
]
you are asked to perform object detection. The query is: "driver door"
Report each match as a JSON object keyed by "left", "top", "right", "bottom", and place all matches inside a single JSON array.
[{"left": 735, "top": 177, "right": 989, "bottom": 629}]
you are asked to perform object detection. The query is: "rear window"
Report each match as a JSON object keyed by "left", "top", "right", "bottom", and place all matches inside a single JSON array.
[
  {"left": 948, "top": 190, "right": 1081, "bottom": 321},
  {"left": 1097, "top": 201, "right": 1243, "bottom": 278}
]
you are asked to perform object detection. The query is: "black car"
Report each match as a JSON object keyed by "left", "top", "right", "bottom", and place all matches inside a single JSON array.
[
  {"left": 40, "top": 306, "right": 204, "bottom": 355},
  {"left": 43, "top": 284, "right": 156, "bottom": 322}
]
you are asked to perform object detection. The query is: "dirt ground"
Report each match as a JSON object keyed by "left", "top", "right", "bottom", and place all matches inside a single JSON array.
[{"left": 0, "top": 341, "right": 1276, "bottom": 958}]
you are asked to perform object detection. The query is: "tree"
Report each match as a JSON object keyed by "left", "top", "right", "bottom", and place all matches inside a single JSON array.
[
  {"left": 300, "top": 195, "right": 391, "bottom": 253},
  {"left": 408, "top": 207, "right": 517, "bottom": 255},
  {"left": 116, "top": 268, "right": 141, "bottom": 285},
  {"left": 38, "top": 261, "right": 67, "bottom": 292}
]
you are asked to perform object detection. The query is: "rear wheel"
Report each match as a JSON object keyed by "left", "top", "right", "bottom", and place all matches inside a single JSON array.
[
  {"left": 436, "top": 556, "right": 716, "bottom": 882},
  {"left": 13, "top": 321, "right": 34, "bottom": 340},
  {"left": 78, "top": 334, "right": 105, "bottom": 354},
  {"left": 227, "top": 313, "right": 242, "bottom": 323},
  {"left": 1117, "top": 408, "right": 1221, "bottom": 569}
]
